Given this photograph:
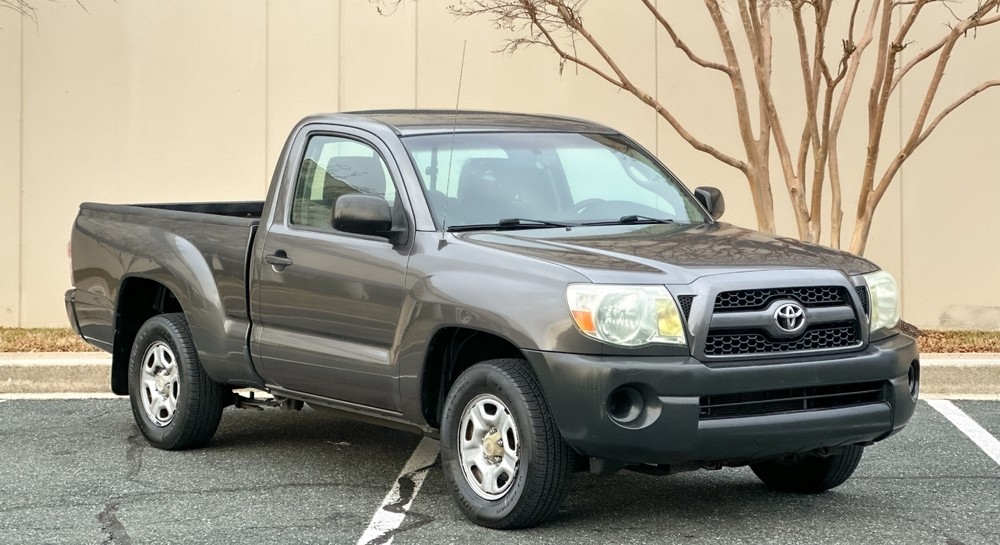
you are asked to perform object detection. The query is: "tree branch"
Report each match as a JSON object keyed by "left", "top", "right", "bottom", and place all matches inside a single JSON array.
[
  {"left": 873, "top": 78, "right": 1000, "bottom": 203},
  {"left": 639, "top": 0, "right": 732, "bottom": 74},
  {"left": 917, "top": 79, "right": 1000, "bottom": 147},
  {"left": 857, "top": 0, "right": 898, "bottom": 221},
  {"left": 514, "top": 0, "right": 748, "bottom": 171},
  {"left": 880, "top": 1, "right": 1000, "bottom": 202},
  {"left": 731, "top": 0, "right": 808, "bottom": 236},
  {"left": 891, "top": 12, "right": 1000, "bottom": 94},
  {"left": 827, "top": 0, "right": 880, "bottom": 248}
]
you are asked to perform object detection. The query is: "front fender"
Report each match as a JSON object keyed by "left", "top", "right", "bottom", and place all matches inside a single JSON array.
[{"left": 395, "top": 232, "right": 602, "bottom": 425}]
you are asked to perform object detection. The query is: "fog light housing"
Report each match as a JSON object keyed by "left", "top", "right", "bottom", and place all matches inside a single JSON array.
[{"left": 607, "top": 386, "right": 644, "bottom": 424}]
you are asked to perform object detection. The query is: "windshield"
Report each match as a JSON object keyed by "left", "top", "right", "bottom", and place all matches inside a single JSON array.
[{"left": 401, "top": 132, "right": 707, "bottom": 230}]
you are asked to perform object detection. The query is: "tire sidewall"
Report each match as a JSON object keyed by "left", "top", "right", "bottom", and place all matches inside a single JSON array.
[
  {"left": 440, "top": 361, "right": 539, "bottom": 525},
  {"left": 128, "top": 315, "right": 195, "bottom": 448}
]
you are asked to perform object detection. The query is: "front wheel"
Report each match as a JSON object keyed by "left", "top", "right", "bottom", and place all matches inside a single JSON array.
[
  {"left": 440, "top": 359, "right": 572, "bottom": 529},
  {"left": 128, "top": 313, "right": 226, "bottom": 450},
  {"left": 750, "top": 445, "right": 864, "bottom": 493}
]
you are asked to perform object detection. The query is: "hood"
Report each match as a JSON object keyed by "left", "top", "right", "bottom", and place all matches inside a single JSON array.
[{"left": 457, "top": 222, "right": 878, "bottom": 285}]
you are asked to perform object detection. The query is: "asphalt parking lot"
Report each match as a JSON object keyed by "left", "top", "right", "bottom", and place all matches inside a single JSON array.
[{"left": 0, "top": 397, "right": 997, "bottom": 545}]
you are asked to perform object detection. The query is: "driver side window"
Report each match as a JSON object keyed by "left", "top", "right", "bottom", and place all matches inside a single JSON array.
[{"left": 290, "top": 135, "right": 396, "bottom": 231}]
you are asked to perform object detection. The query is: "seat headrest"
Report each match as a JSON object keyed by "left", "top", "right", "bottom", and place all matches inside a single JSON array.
[{"left": 458, "top": 158, "right": 507, "bottom": 193}]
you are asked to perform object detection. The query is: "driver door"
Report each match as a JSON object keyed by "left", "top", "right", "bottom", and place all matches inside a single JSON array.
[{"left": 251, "top": 129, "right": 410, "bottom": 410}]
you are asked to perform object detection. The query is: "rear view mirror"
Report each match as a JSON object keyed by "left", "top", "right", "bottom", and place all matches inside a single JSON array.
[
  {"left": 694, "top": 186, "right": 725, "bottom": 220},
  {"left": 332, "top": 194, "right": 393, "bottom": 238}
]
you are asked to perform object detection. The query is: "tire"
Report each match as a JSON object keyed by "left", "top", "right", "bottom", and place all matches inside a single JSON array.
[
  {"left": 750, "top": 445, "right": 864, "bottom": 493},
  {"left": 440, "top": 358, "right": 572, "bottom": 529},
  {"left": 128, "top": 313, "right": 226, "bottom": 450}
]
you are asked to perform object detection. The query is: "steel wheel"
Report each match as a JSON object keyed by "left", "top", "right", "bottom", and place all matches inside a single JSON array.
[
  {"left": 441, "top": 359, "right": 572, "bottom": 528},
  {"left": 458, "top": 393, "right": 520, "bottom": 500},
  {"left": 139, "top": 340, "right": 180, "bottom": 427},
  {"left": 128, "top": 313, "right": 225, "bottom": 450}
]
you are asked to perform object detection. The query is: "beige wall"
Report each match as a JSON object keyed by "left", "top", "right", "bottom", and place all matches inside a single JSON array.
[
  {"left": 0, "top": 9, "right": 21, "bottom": 325},
  {"left": 1, "top": 1, "right": 998, "bottom": 329}
]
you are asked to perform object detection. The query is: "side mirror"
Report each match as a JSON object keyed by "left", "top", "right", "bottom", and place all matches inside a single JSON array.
[
  {"left": 332, "top": 194, "right": 393, "bottom": 239},
  {"left": 694, "top": 186, "right": 725, "bottom": 220}
]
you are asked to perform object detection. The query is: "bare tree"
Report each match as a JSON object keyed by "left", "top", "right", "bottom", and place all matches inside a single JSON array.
[{"left": 384, "top": 1, "right": 1000, "bottom": 255}]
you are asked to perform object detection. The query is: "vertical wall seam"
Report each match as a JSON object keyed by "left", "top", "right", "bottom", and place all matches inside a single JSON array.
[
  {"left": 414, "top": 2, "right": 419, "bottom": 108},
  {"left": 337, "top": 0, "right": 343, "bottom": 112},
  {"left": 897, "top": 8, "right": 905, "bottom": 318},
  {"left": 654, "top": 0, "right": 659, "bottom": 155},
  {"left": 898, "top": 66, "right": 905, "bottom": 317},
  {"left": 264, "top": 0, "right": 270, "bottom": 193},
  {"left": 17, "top": 11, "right": 24, "bottom": 327}
]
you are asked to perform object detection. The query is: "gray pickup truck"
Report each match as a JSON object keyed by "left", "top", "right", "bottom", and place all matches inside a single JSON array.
[{"left": 66, "top": 111, "right": 919, "bottom": 528}]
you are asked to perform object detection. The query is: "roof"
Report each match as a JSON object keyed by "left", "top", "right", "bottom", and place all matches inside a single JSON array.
[{"left": 341, "top": 109, "right": 618, "bottom": 136}]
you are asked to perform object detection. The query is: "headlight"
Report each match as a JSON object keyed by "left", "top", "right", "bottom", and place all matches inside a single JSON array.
[
  {"left": 862, "top": 270, "right": 900, "bottom": 333},
  {"left": 566, "top": 284, "right": 686, "bottom": 347}
]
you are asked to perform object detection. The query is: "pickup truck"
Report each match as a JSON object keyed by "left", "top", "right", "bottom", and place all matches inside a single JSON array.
[{"left": 66, "top": 110, "right": 920, "bottom": 529}]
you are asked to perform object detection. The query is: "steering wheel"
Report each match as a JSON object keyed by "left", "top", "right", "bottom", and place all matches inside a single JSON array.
[{"left": 570, "top": 198, "right": 606, "bottom": 215}]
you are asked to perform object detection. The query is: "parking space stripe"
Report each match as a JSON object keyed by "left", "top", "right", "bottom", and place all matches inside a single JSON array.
[
  {"left": 927, "top": 399, "right": 1000, "bottom": 466},
  {"left": 357, "top": 436, "right": 440, "bottom": 545}
]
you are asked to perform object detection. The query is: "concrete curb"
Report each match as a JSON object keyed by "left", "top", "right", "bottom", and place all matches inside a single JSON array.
[
  {"left": 1, "top": 352, "right": 998, "bottom": 396},
  {"left": 0, "top": 353, "right": 111, "bottom": 394},
  {"left": 915, "top": 354, "right": 1000, "bottom": 397}
]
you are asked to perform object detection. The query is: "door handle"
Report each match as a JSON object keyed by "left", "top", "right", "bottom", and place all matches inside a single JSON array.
[{"left": 264, "top": 251, "right": 293, "bottom": 271}]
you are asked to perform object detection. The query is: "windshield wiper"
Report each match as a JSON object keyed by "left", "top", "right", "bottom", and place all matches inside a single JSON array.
[
  {"left": 582, "top": 215, "right": 675, "bottom": 226},
  {"left": 447, "top": 218, "right": 575, "bottom": 232},
  {"left": 620, "top": 214, "right": 674, "bottom": 224}
]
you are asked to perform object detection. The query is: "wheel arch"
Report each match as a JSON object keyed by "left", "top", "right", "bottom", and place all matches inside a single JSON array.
[
  {"left": 110, "top": 276, "right": 183, "bottom": 395},
  {"left": 419, "top": 327, "right": 526, "bottom": 429}
]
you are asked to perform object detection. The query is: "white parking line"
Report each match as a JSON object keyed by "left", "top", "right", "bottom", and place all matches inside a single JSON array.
[
  {"left": 922, "top": 393, "right": 1000, "bottom": 401},
  {"left": 927, "top": 399, "right": 1000, "bottom": 467},
  {"left": 357, "top": 437, "right": 440, "bottom": 545}
]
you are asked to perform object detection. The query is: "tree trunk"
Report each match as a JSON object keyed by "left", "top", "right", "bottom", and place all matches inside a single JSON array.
[
  {"left": 849, "top": 206, "right": 874, "bottom": 255},
  {"left": 745, "top": 151, "right": 776, "bottom": 233}
]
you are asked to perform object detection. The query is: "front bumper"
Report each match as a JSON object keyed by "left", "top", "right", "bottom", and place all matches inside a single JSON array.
[{"left": 524, "top": 334, "right": 919, "bottom": 466}]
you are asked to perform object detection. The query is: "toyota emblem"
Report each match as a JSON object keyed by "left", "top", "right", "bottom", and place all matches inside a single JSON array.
[{"left": 774, "top": 303, "right": 806, "bottom": 333}]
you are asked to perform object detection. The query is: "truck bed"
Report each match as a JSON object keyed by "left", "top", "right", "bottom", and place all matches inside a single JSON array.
[{"left": 69, "top": 201, "right": 265, "bottom": 389}]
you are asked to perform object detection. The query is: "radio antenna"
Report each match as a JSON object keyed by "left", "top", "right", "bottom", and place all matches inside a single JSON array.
[{"left": 440, "top": 40, "right": 467, "bottom": 236}]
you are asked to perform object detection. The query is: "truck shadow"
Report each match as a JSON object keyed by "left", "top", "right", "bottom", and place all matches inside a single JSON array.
[
  {"left": 123, "top": 404, "right": 897, "bottom": 537},
  {"left": 545, "top": 468, "right": 897, "bottom": 533}
]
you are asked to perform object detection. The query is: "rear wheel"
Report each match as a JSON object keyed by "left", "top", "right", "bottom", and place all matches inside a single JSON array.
[
  {"left": 750, "top": 445, "right": 864, "bottom": 493},
  {"left": 128, "top": 313, "right": 225, "bottom": 450},
  {"left": 440, "top": 358, "right": 572, "bottom": 529}
]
